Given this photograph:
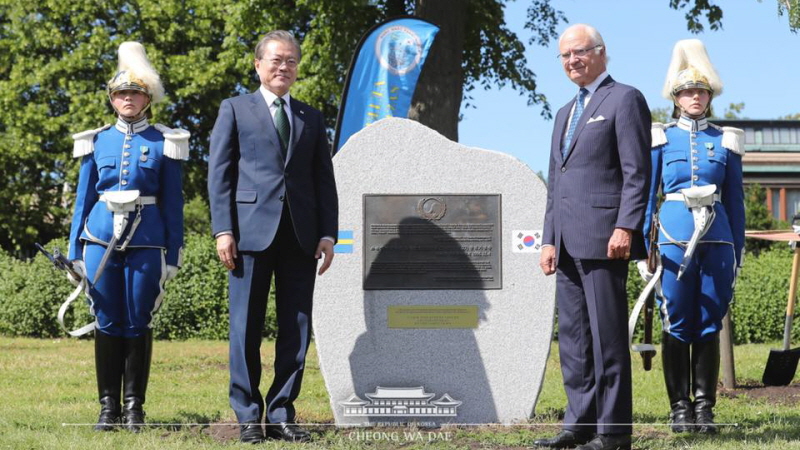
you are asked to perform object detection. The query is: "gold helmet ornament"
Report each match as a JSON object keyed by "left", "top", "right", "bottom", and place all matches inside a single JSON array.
[
  {"left": 107, "top": 42, "right": 164, "bottom": 108},
  {"left": 662, "top": 39, "right": 722, "bottom": 118},
  {"left": 671, "top": 66, "right": 713, "bottom": 96}
]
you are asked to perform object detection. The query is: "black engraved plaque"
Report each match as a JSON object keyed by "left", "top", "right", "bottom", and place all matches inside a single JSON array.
[{"left": 363, "top": 194, "right": 501, "bottom": 290}]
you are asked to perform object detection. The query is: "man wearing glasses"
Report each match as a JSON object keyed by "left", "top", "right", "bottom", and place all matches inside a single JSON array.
[
  {"left": 208, "top": 30, "right": 338, "bottom": 444},
  {"left": 536, "top": 24, "right": 651, "bottom": 450}
]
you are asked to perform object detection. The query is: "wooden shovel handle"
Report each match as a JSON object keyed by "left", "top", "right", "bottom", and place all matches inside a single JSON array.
[{"left": 788, "top": 247, "right": 800, "bottom": 318}]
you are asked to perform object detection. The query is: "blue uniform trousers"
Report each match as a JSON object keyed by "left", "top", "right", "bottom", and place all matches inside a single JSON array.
[
  {"left": 84, "top": 243, "right": 166, "bottom": 338},
  {"left": 658, "top": 243, "right": 735, "bottom": 343},
  {"left": 227, "top": 208, "right": 317, "bottom": 424}
]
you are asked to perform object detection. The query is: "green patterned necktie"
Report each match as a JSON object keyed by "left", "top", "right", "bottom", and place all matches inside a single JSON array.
[{"left": 274, "top": 97, "right": 290, "bottom": 156}]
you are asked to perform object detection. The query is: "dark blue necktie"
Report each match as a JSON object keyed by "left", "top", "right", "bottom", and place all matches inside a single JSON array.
[{"left": 563, "top": 88, "right": 588, "bottom": 156}]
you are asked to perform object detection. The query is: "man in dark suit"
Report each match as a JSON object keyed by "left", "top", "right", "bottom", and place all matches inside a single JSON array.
[
  {"left": 534, "top": 24, "right": 651, "bottom": 450},
  {"left": 208, "top": 30, "right": 338, "bottom": 444}
]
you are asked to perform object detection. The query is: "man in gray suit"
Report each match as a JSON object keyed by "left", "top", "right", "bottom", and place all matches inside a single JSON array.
[
  {"left": 534, "top": 24, "right": 651, "bottom": 450},
  {"left": 208, "top": 30, "right": 338, "bottom": 443}
]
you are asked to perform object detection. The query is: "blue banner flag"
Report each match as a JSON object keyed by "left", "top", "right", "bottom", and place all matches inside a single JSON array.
[{"left": 332, "top": 17, "right": 439, "bottom": 154}]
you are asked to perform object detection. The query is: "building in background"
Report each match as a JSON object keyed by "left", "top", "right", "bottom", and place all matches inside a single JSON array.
[{"left": 715, "top": 119, "right": 800, "bottom": 222}]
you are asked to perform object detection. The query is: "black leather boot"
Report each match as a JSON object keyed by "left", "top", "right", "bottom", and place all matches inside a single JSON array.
[
  {"left": 662, "top": 332, "right": 693, "bottom": 433},
  {"left": 692, "top": 333, "right": 720, "bottom": 434},
  {"left": 121, "top": 329, "right": 153, "bottom": 433},
  {"left": 94, "top": 331, "right": 125, "bottom": 431}
]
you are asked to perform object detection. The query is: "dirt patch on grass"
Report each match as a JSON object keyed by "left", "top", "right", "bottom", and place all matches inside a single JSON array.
[
  {"left": 202, "top": 422, "right": 240, "bottom": 443},
  {"left": 720, "top": 380, "right": 800, "bottom": 406}
]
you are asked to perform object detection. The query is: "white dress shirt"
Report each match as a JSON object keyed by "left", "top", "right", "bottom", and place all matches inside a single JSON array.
[{"left": 562, "top": 71, "right": 610, "bottom": 144}]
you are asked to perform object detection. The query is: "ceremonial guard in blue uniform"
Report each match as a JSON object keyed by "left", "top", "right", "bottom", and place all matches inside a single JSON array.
[
  {"left": 67, "top": 42, "right": 189, "bottom": 432},
  {"left": 640, "top": 40, "right": 745, "bottom": 434}
]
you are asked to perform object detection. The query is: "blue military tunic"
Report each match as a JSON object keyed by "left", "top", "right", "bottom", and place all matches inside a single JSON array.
[
  {"left": 68, "top": 117, "right": 188, "bottom": 337},
  {"left": 643, "top": 116, "right": 745, "bottom": 342}
]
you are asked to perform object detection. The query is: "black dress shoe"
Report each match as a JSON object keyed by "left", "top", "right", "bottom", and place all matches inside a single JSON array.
[
  {"left": 532, "top": 429, "right": 593, "bottom": 448},
  {"left": 239, "top": 422, "right": 265, "bottom": 444},
  {"left": 575, "top": 434, "right": 631, "bottom": 450},
  {"left": 265, "top": 422, "right": 311, "bottom": 442}
]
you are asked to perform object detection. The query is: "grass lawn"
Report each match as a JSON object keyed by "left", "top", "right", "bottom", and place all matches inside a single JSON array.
[{"left": 0, "top": 337, "right": 798, "bottom": 449}]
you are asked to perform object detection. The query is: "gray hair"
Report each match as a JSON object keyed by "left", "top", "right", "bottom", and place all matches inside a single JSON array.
[
  {"left": 255, "top": 30, "right": 302, "bottom": 61},
  {"left": 559, "top": 24, "right": 608, "bottom": 64}
]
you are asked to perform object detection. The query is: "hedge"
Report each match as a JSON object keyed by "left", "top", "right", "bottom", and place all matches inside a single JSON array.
[
  {"left": 625, "top": 245, "right": 798, "bottom": 346},
  {"left": 0, "top": 238, "right": 796, "bottom": 344},
  {"left": 0, "top": 233, "right": 277, "bottom": 340}
]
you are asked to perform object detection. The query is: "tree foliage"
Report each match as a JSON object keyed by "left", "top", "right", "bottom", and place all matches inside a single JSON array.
[
  {"left": 776, "top": 0, "right": 800, "bottom": 32},
  {"left": 0, "top": 0, "right": 270, "bottom": 253},
  {"left": 744, "top": 183, "right": 780, "bottom": 255},
  {"left": 0, "top": 0, "right": 791, "bottom": 256},
  {"left": 669, "top": 0, "right": 724, "bottom": 33},
  {"left": 651, "top": 107, "right": 673, "bottom": 124},
  {"left": 0, "top": 0, "right": 568, "bottom": 254}
]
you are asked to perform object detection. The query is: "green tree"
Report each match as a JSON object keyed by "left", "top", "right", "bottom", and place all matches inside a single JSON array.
[
  {"left": 0, "top": 0, "right": 264, "bottom": 253},
  {"left": 775, "top": 0, "right": 800, "bottom": 32},
  {"left": 0, "top": 0, "right": 790, "bottom": 255},
  {"left": 744, "top": 183, "right": 779, "bottom": 255},
  {"left": 669, "top": 0, "right": 723, "bottom": 32},
  {"left": 0, "top": 0, "right": 566, "bottom": 254},
  {"left": 651, "top": 106, "right": 672, "bottom": 124},
  {"left": 723, "top": 102, "right": 746, "bottom": 119}
]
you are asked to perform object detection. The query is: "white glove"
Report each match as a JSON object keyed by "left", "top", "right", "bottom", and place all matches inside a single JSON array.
[
  {"left": 166, "top": 265, "right": 179, "bottom": 282},
  {"left": 67, "top": 260, "right": 86, "bottom": 287},
  {"left": 636, "top": 260, "right": 654, "bottom": 282}
]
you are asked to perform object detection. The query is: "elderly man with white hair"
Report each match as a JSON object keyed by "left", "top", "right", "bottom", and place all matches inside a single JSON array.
[{"left": 536, "top": 23, "right": 651, "bottom": 450}]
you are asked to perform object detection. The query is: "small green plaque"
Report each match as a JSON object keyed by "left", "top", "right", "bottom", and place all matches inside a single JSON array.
[{"left": 387, "top": 305, "right": 479, "bottom": 329}]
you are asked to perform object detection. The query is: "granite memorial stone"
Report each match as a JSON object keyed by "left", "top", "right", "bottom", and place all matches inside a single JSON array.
[{"left": 313, "top": 118, "right": 555, "bottom": 425}]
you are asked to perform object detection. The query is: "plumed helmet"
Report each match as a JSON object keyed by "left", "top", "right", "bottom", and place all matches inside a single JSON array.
[
  {"left": 671, "top": 66, "right": 713, "bottom": 96},
  {"left": 662, "top": 39, "right": 722, "bottom": 118},
  {"left": 107, "top": 42, "right": 164, "bottom": 104}
]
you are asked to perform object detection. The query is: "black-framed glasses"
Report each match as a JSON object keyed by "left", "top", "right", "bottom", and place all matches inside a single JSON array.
[{"left": 557, "top": 45, "right": 602, "bottom": 60}]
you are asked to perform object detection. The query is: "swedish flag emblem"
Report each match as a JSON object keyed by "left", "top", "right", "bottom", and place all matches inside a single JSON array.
[{"left": 334, "top": 230, "right": 354, "bottom": 254}]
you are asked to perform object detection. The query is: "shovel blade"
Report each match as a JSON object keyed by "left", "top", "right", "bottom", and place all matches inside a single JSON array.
[{"left": 762, "top": 347, "right": 800, "bottom": 386}]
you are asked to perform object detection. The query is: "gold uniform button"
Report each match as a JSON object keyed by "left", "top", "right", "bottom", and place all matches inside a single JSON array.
[
  {"left": 123, "top": 152, "right": 131, "bottom": 157},
  {"left": 121, "top": 180, "right": 128, "bottom": 186}
]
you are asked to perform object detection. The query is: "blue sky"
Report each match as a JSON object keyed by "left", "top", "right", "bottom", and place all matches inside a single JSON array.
[{"left": 458, "top": 0, "right": 800, "bottom": 176}]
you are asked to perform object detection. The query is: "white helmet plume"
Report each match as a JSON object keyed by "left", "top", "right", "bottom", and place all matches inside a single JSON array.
[
  {"left": 661, "top": 39, "right": 722, "bottom": 100},
  {"left": 107, "top": 41, "right": 165, "bottom": 104}
]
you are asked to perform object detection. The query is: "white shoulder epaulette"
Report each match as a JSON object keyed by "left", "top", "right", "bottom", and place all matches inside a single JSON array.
[
  {"left": 72, "top": 124, "right": 111, "bottom": 158},
  {"left": 651, "top": 122, "right": 670, "bottom": 147},
  {"left": 720, "top": 126, "right": 745, "bottom": 155},
  {"left": 154, "top": 124, "right": 191, "bottom": 160}
]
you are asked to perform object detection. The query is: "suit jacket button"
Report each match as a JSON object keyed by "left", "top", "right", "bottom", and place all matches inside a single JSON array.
[
  {"left": 561, "top": 167, "right": 566, "bottom": 173},
  {"left": 279, "top": 195, "right": 285, "bottom": 202}
]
